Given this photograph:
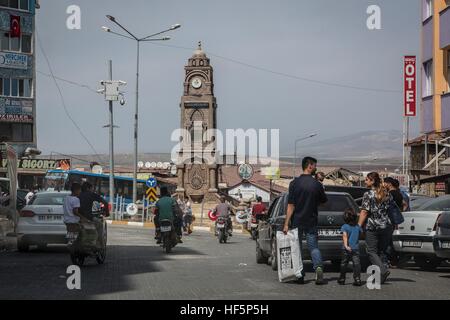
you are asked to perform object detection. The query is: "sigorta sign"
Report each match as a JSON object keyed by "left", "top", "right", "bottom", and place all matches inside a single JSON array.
[{"left": 0, "top": 159, "right": 70, "bottom": 171}]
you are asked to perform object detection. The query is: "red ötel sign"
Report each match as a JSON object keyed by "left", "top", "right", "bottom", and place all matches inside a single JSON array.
[{"left": 404, "top": 56, "right": 416, "bottom": 117}]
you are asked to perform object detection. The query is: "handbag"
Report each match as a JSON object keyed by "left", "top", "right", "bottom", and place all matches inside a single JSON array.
[{"left": 387, "top": 202, "right": 404, "bottom": 225}]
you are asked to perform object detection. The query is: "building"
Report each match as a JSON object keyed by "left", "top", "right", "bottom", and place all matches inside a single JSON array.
[
  {"left": 409, "top": 0, "right": 450, "bottom": 194},
  {"left": 176, "top": 42, "right": 219, "bottom": 203},
  {"left": 0, "top": 0, "right": 39, "bottom": 156},
  {"left": 0, "top": 1, "right": 45, "bottom": 189}
]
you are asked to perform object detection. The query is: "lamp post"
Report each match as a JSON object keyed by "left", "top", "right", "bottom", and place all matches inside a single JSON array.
[
  {"left": 102, "top": 16, "right": 181, "bottom": 204},
  {"left": 292, "top": 133, "right": 318, "bottom": 178}
]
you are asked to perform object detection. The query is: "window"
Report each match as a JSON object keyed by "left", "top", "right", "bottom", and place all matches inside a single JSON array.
[
  {"left": 0, "top": 0, "right": 28, "bottom": 10},
  {"left": 425, "top": 0, "right": 433, "bottom": 19},
  {"left": 0, "top": 33, "right": 8, "bottom": 51},
  {"left": 3, "top": 78, "right": 10, "bottom": 96},
  {"left": 21, "top": 34, "right": 31, "bottom": 53},
  {"left": 11, "top": 79, "right": 18, "bottom": 97},
  {"left": 0, "top": 124, "right": 33, "bottom": 143},
  {"left": 0, "top": 78, "right": 32, "bottom": 98},
  {"left": 19, "top": 0, "right": 28, "bottom": 10},
  {"left": 423, "top": 60, "right": 433, "bottom": 97},
  {"left": 9, "top": 0, "right": 18, "bottom": 8},
  {"left": 0, "top": 33, "right": 32, "bottom": 53}
]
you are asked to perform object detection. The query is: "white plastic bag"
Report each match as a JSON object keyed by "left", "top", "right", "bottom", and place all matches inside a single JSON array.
[{"left": 276, "top": 228, "right": 303, "bottom": 283}]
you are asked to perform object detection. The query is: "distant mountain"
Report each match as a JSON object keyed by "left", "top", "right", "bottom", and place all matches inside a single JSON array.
[{"left": 283, "top": 130, "right": 404, "bottom": 161}]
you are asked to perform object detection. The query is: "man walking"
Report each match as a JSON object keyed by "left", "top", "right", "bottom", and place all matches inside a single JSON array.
[{"left": 283, "top": 157, "right": 328, "bottom": 285}]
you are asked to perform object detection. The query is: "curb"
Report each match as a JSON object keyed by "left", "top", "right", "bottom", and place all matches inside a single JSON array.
[{"left": 105, "top": 220, "right": 246, "bottom": 234}]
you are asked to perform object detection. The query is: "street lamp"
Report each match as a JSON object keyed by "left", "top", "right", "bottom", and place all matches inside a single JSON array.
[
  {"left": 292, "top": 133, "right": 318, "bottom": 178},
  {"left": 103, "top": 16, "right": 181, "bottom": 204}
]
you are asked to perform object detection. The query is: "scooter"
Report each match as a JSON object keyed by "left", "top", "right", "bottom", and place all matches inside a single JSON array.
[{"left": 66, "top": 209, "right": 107, "bottom": 267}]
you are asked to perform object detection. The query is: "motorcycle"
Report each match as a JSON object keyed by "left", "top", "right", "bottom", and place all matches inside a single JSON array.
[
  {"left": 216, "top": 216, "right": 228, "bottom": 244},
  {"left": 250, "top": 215, "right": 259, "bottom": 240},
  {"left": 160, "top": 219, "right": 177, "bottom": 253},
  {"left": 66, "top": 210, "right": 107, "bottom": 267}
]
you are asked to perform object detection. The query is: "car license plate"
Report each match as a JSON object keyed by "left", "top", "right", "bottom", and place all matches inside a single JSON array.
[
  {"left": 217, "top": 223, "right": 225, "bottom": 229},
  {"left": 160, "top": 226, "right": 171, "bottom": 232},
  {"left": 318, "top": 229, "right": 341, "bottom": 237},
  {"left": 441, "top": 241, "right": 450, "bottom": 249},
  {"left": 402, "top": 241, "right": 422, "bottom": 248},
  {"left": 38, "top": 215, "right": 62, "bottom": 222}
]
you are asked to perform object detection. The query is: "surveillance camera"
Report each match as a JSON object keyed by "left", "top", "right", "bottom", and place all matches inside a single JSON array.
[{"left": 120, "top": 98, "right": 126, "bottom": 106}]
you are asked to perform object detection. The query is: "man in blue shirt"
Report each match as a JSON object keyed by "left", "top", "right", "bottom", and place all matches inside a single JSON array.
[{"left": 338, "top": 209, "right": 362, "bottom": 286}]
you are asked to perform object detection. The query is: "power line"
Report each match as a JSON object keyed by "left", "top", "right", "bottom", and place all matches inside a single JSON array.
[
  {"left": 148, "top": 42, "right": 402, "bottom": 94},
  {"left": 36, "top": 34, "right": 104, "bottom": 164},
  {"left": 36, "top": 70, "right": 98, "bottom": 93}
]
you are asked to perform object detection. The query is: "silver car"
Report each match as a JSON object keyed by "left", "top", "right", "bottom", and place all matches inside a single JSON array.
[{"left": 16, "top": 191, "right": 70, "bottom": 252}]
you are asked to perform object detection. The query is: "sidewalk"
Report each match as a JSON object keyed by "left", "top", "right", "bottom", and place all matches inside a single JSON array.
[{"left": 105, "top": 219, "right": 247, "bottom": 234}]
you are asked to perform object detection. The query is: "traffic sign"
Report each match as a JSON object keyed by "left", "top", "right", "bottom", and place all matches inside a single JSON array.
[
  {"left": 126, "top": 203, "right": 138, "bottom": 216},
  {"left": 146, "top": 177, "right": 157, "bottom": 188},
  {"left": 146, "top": 187, "right": 158, "bottom": 203}
]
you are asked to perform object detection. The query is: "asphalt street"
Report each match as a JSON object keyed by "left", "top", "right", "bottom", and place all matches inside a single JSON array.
[{"left": 0, "top": 225, "right": 449, "bottom": 300}]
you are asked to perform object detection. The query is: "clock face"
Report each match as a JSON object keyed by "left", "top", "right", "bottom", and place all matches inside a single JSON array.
[
  {"left": 238, "top": 164, "right": 254, "bottom": 180},
  {"left": 191, "top": 78, "right": 202, "bottom": 89}
]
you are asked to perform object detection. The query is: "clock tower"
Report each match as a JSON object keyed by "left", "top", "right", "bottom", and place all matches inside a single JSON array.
[{"left": 176, "top": 42, "right": 219, "bottom": 203}]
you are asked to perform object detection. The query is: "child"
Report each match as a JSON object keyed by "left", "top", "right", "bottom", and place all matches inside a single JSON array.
[{"left": 338, "top": 208, "right": 362, "bottom": 286}]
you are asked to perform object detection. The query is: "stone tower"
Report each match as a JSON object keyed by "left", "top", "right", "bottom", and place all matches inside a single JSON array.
[{"left": 176, "top": 42, "right": 219, "bottom": 203}]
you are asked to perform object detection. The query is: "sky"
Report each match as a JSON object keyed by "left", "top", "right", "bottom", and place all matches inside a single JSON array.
[{"left": 35, "top": 0, "right": 421, "bottom": 156}]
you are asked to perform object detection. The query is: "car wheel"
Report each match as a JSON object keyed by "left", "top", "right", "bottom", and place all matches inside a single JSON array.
[
  {"left": 256, "top": 241, "right": 268, "bottom": 264},
  {"left": 331, "top": 260, "right": 341, "bottom": 271},
  {"left": 71, "top": 253, "right": 85, "bottom": 267},
  {"left": 17, "top": 240, "right": 29, "bottom": 252},
  {"left": 416, "top": 256, "right": 443, "bottom": 271},
  {"left": 271, "top": 238, "right": 278, "bottom": 271}
]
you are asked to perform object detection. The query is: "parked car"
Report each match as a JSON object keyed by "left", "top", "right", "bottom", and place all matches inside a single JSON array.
[
  {"left": 409, "top": 194, "right": 433, "bottom": 211},
  {"left": 393, "top": 195, "right": 449, "bottom": 269},
  {"left": 16, "top": 191, "right": 70, "bottom": 252},
  {"left": 256, "top": 192, "right": 369, "bottom": 271},
  {"left": 433, "top": 212, "right": 450, "bottom": 259},
  {"left": 324, "top": 185, "right": 369, "bottom": 206}
]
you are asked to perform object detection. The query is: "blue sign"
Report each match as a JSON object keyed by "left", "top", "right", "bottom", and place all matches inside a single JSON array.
[{"left": 146, "top": 177, "right": 157, "bottom": 188}]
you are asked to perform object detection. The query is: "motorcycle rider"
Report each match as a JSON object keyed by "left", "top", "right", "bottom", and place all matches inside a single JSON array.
[
  {"left": 63, "top": 183, "right": 87, "bottom": 233},
  {"left": 155, "top": 187, "right": 183, "bottom": 244},
  {"left": 214, "top": 196, "right": 233, "bottom": 236},
  {"left": 78, "top": 182, "right": 110, "bottom": 221},
  {"left": 252, "top": 196, "right": 267, "bottom": 221}
]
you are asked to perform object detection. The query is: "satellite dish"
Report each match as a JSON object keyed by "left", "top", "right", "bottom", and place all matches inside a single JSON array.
[
  {"left": 163, "top": 162, "right": 170, "bottom": 169},
  {"left": 138, "top": 161, "right": 144, "bottom": 168},
  {"left": 145, "top": 162, "right": 151, "bottom": 168},
  {"left": 170, "top": 165, "right": 178, "bottom": 175},
  {"left": 151, "top": 162, "right": 157, "bottom": 168},
  {"left": 157, "top": 162, "right": 163, "bottom": 168},
  {"left": 92, "top": 165, "right": 103, "bottom": 174}
]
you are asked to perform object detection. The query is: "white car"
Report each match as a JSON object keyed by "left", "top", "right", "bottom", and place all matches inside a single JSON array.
[
  {"left": 393, "top": 195, "right": 448, "bottom": 269},
  {"left": 16, "top": 191, "right": 70, "bottom": 252}
]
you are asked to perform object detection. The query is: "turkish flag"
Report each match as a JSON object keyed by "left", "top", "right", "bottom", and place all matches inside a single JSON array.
[{"left": 10, "top": 15, "right": 21, "bottom": 38}]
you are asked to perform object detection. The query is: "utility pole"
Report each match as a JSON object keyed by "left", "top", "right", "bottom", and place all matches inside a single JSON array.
[{"left": 98, "top": 61, "right": 127, "bottom": 215}]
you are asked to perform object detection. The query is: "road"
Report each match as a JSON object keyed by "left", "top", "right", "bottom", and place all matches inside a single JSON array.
[{"left": 0, "top": 225, "right": 449, "bottom": 300}]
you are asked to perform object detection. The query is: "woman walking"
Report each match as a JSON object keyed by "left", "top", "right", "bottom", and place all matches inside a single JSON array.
[{"left": 358, "top": 172, "right": 393, "bottom": 284}]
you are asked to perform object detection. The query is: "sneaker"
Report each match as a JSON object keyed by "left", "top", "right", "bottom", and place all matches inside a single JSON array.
[
  {"left": 315, "top": 267, "right": 325, "bottom": 285},
  {"left": 353, "top": 278, "right": 363, "bottom": 286},
  {"left": 338, "top": 277, "right": 346, "bottom": 285},
  {"left": 295, "top": 277, "right": 305, "bottom": 284},
  {"left": 177, "top": 238, "right": 183, "bottom": 244},
  {"left": 156, "top": 239, "right": 162, "bottom": 244}
]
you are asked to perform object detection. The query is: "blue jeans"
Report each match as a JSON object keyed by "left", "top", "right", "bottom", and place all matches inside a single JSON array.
[{"left": 298, "top": 226, "right": 323, "bottom": 275}]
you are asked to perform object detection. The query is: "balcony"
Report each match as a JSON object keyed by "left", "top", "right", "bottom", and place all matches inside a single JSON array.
[{"left": 422, "top": 96, "right": 434, "bottom": 133}]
